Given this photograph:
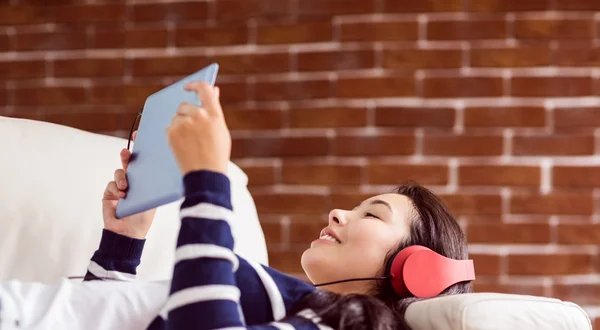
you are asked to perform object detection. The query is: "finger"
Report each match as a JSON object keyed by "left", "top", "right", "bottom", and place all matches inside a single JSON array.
[
  {"left": 120, "top": 148, "right": 131, "bottom": 170},
  {"left": 114, "top": 169, "right": 127, "bottom": 190},
  {"left": 214, "top": 86, "right": 220, "bottom": 100},
  {"left": 132, "top": 130, "right": 138, "bottom": 142},
  {"left": 184, "top": 81, "right": 222, "bottom": 117},
  {"left": 177, "top": 102, "right": 199, "bottom": 117},
  {"left": 104, "top": 181, "right": 125, "bottom": 199}
]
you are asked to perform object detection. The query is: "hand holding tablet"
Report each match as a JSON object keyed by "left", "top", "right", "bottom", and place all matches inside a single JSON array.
[{"left": 115, "top": 63, "right": 220, "bottom": 219}]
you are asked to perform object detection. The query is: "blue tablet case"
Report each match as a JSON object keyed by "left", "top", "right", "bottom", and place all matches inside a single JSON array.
[{"left": 115, "top": 63, "right": 219, "bottom": 219}]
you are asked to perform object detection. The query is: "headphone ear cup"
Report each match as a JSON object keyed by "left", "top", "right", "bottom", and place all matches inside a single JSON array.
[
  {"left": 389, "top": 245, "right": 476, "bottom": 298},
  {"left": 388, "top": 246, "right": 430, "bottom": 297}
]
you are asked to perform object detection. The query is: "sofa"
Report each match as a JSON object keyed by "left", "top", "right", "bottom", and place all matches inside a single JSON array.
[{"left": 0, "top": 115, "right": 592, "bottom": 330}]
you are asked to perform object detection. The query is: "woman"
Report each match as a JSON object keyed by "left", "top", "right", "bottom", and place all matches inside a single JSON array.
[{"left": 87, "top": 82, "right": 474, "bottom": 330}]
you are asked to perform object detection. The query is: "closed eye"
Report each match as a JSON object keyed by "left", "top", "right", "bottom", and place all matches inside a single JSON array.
[{"left": 365, "top": 212, "right": 379, "bottom": 219}]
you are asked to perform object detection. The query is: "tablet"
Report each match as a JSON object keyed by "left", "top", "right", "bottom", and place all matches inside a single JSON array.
[{"left": 115, "top": 63, "right": 219, "bottom": 219}]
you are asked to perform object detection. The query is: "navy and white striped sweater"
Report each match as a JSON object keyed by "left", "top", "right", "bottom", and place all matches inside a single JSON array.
[{"left": 84, "top": 170, "right": 331, "bottom": 329}]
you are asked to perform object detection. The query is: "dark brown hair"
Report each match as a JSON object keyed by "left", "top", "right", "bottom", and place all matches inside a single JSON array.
[{"left": 291, "top": 182, "right": 473, "bottom": 329}]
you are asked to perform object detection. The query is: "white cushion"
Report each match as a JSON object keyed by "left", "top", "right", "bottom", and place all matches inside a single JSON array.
[
  {"left": 406, "top": 292, "right": 592, "bottom": 330},
  {"left": 0, "top": 116, "right": 268, "bottom": 283}
]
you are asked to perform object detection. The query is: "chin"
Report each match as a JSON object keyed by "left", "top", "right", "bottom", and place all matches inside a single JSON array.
[{"left": 301, "top": 246, "right": 335, "bottom": 285}]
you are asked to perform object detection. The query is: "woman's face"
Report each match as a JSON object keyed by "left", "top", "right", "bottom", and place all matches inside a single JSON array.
[{"left": 301, "top": 193, "right": 413, "bottom": 294}]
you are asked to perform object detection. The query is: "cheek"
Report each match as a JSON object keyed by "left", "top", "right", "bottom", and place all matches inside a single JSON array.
[{"left": 343, "top": 222, "right": 403, "bottom": 265}]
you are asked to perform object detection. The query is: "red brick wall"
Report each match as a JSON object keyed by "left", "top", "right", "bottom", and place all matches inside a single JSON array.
[{"left": 2, "top": 0, "right": 600, "bottom": 321}]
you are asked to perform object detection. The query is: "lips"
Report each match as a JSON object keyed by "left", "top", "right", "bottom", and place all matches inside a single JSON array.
[{"left": 319, "top": 227, "right": 342, "bottom": 244}]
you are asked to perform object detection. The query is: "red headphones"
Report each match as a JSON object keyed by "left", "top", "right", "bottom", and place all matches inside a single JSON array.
[
  {"left": 315, "top": 245, "right": 475, "bottom": 298},
  {"left": 387, "top": 245, "right": 475, "bottom": 298}
]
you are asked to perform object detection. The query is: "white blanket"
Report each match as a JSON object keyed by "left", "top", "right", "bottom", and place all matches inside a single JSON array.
[{"left": 0, "top": 279, "right": 168, "bottom": 330}]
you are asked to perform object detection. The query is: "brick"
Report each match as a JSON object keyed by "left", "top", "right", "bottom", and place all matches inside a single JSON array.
[
  {"left": 297, "top": 0, "right": 375, "bottom": 17},
  {"left": 459, "top": 165, "right": 540, "bottom": 187},
  {"left": 510, "top": 193, "right": 593, "bottom": 215},
  {"left": 555, "top": 107, "right": 600, "bottom": 128},
  {"left": 53, "top": 58, "right": 125, "bottom": 78},
  {"left": 0, "top": 33, "right": 9, "bottom": 52},
  {"left": 125, "top": 28, "right": 168, "bottom": 49},
  {"left": 0, "top": 60, "right": 45, "bottom": 79},
  {"left": 0, "top": 5, "right": 46, "bottom": 25},
  {"left": 52, "top": 4, "right": 125, "bottom": 24},
  {"left": 472, "top": 282, "right": 545, "bottom": 296},
  {"left": 175, "top": 25, "right": 248, "bottom": 47},
  {"left": 259, "top": 220, "right": 283, "bottom": 246},
  {"left": 331, "top": 192, "right": 373, "bottom": 210},
  {"left": 231, "top": 136, "right": 330, "bottom": 158},
  {"left": 511, "top": 77, "right": 593, "bottom": 97},
  {"left": 553, "top": 284, "right": 600, "bottom": 305},
  {"left": 14, "top": 30, "right": 87, "bottom": 51},
  {"left": 468, "top": 223, "right": 551, "bottom": 244},
  {"left": 91, "top": 83, "right": 164, "bottom": 106},
  {"left": 375, "top": 107, "right": 455, "bottom": 128},
  {"left": 439, "top": 194, "right": 502, "bottom": 215},
  {"left": 427, "top": 19, "right": 507, "bottom": 40},
  {"left": 512, "top": 134, "right": 594, "bottom": 156},
  {"left": 257, "top": 22, "right": 332, "bottom": 44},
  {"left": 470, "top": 47, "right": 551, "bottom": 67},
  {"left": 289, "top": 107, "right": 367, "bottom": 128},
  {"left": 467, "top": 0, "right": 550, "bottom": 12},
  {"left": 367, "top": 163, "right": 449, "bottom": 185},
  {"left": 382, "top": 0, "right": 463, "bottom": 12},
  {"left": 132, "top": 1, "right": 208, "bottom": 22},
  {"left": 217, "top": 81, "right": 248, "bottom": 104},
  {"left": 423, "top": 134, "right": 503, "bottom": 156},
  {"left": 252, "top": 192, "right": 328, "bottom": 215},
  {"left": 508, "top": 254, "right": 593, "bottom": 275},
  {"left": 43, "top": 112, "right": 120, "bottom": 133},
  {"left": 255, "top": 80, "right": 331, "bottom": 101},
  {"left": 423, "top": 77, "right": 503, "bottom": 98},
  {"left": 553, "top": 166, "right": 600, "bottom": 187},
  {"left": 216, "top": 53, "right": 290, "bottom": 75},
  {"left": 340, "top": 21, "right": 418, "bottom": 42},
  {"left": 239, "top": 164, "right": 278, "bottom": 186},
  {"left": 514, "top": 19, "right": 595, "bottom": 39},
  {"left": 92, "top": 27, "right": 169, "bottom": 49},
  {"left": 13, "top": 87, "right": 86, "bottom": 106},
  {"left": 297, "top": 50, "right": 375, "bottom": 72},
  {"left": 557, "top": 224, "right": 600, "bottom": 245},
  {"left": 0, "top": 89, "right": 7, "bottom": 106},
  {"left": 268, "top": 250, "right": 304, "bottom": 274},
  {"left": 333, "top": 134, "right": 415, "bottom": 156},
  {"left": 215, "top": 0, "right": 292, "bottom": 23},
  {"left": 289, "top": 218, "right": 327, "bottom": 244},
  {"left": 470, "top": 254, "right": 502, "bottom": 276},
  {"left": 130, "top": 56, "right": 208, "bottom": 77},
  {"left": 224, "top": 109, "right": 282, "bottom": 131},
  {"left": 282, "top": 163, "right": 363, "bottom": 185},
  {"left": 555, "top": 45, "right": 600, "bottom": 67},
  {"left": 556, "top": 0, "right": 600, "bottom": 10},
  {"left": 337, "top": 76, "right": 416, "bottom": 98},
  {"left": 464, "top": 106, "right": 546, "bottom": 127},
  {"left": 382, "top": 49, "right": 462, "bottom": 70}
]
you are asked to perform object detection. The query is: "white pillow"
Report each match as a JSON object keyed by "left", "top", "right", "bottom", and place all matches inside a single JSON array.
[
  {"left": 406, "top": 292, "right": 592, "bottom": 330},
  {"left": 0, "top": 116, "right": 268, "bottom": 283}
]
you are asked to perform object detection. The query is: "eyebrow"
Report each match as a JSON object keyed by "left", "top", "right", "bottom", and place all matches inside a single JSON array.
[{"left": 356, "top": 199, "right": 394, "bottom": 214}]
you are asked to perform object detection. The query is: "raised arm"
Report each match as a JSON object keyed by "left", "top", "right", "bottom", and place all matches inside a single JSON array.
[
  {"left": 85, "top": 131, "right": 156, "bottom": 281},
  {"left": 158, "top": 81, "right": 327, "bottom": 329}
]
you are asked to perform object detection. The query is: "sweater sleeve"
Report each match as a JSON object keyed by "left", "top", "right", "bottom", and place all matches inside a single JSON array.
[
  {"left": 83, "top": 229, "right": 145, "bottom": 281},
  {"left": 158, "top": 170, "right": 328, "bottom": 330}
]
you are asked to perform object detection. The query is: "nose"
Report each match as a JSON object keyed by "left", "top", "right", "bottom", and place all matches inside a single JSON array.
[{"left": 328, "top": 209, "right": 348, "bottom": 226}]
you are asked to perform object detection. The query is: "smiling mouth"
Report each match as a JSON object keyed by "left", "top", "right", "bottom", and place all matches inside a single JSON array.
[{"left": 319, "top": 233, "right": 341, "bottom": 244}]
